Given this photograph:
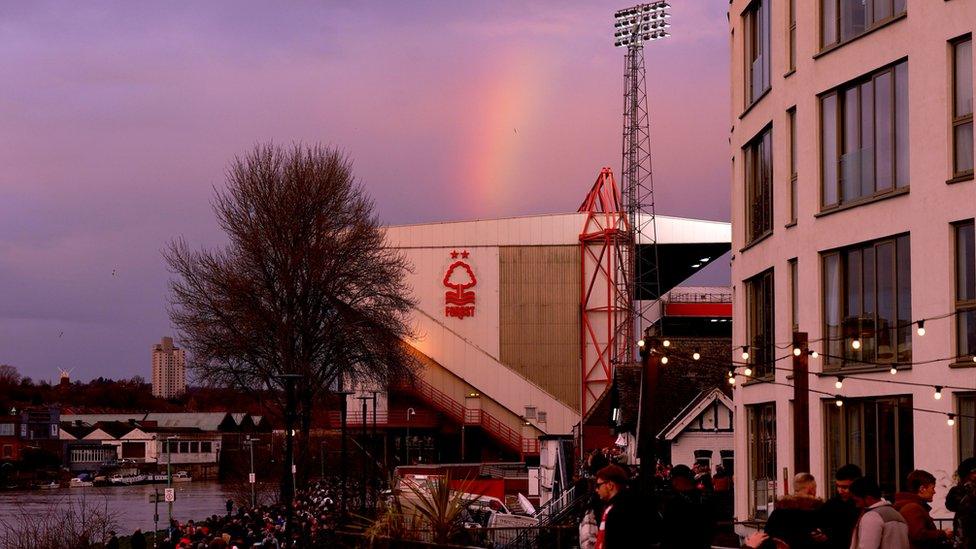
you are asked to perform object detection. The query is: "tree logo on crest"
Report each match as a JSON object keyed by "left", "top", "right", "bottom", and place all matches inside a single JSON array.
[{"left": 444, "top": 249, "right": 476, "bottom": 319}]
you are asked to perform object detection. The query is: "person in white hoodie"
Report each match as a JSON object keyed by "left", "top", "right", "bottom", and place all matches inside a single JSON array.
[{"left": 849, "top": 477, "right": 910, "bottom": 549}]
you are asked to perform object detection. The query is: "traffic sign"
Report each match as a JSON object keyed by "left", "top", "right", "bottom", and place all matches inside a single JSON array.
[
  {"left": 164, "top": 488, "right": 175, "bottom": 502},
  {"left": 249, "top": 473, "right": 256, "bottom": 484}
]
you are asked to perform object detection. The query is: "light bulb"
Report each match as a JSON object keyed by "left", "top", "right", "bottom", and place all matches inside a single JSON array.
[
  {"left": 948, "top": 414, "right": 956, "bottom": 427},
  {"left": 890, "top": 367, "right": 897, "bottom": 375},
  {"left": 661, "top": 356, "right": 669, "bottom": 365},
  {"left": 693, "top": 351, "right": 701, "bottom": 361},
  {"left": 744, "top": 367, "right": 753, "bottom": 377},
  {"left": 793, "top": 347, "right": 802, "bottom": 356},
  {"left": 728, "top": 376, "right": 736, "bottom": 385},
  {"left": 663, "top": 339, "right": 671, "bottom": 348},
  {"left": 934, "top": 387, "right": 943, "bottom": 400},
  {"left": 835, "top": 377, "right": 844, "bottom": 389},
  {"left": 852, "top": 339, "right": 861, "bottom": 350},
  {"left": 810, "top": 350, "right": 819, "bottom": 359},
  {"left": 637, "top": 339, "right": 645, "bottom": 348},
  {"left": 741, "top": 346, "right": 750, "bottom": 361},
  {"left": 917, "top": 320, "right": 925, "bottom": 336},
  {"left": 835, "top": 398, "right": 843, "bottom": 407},
  {"left": 972, "top": 356, "right": 976, "bottom": 363}
]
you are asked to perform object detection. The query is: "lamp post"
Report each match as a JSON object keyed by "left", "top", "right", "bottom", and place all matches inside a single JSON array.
[
  {"left": 245, "top": 436, "right": 257, "bottom": 508},
  {"left": 274, "top": 373, "right": 303, "bottom": 540},
  {"left": 336, "top": 389, "right": 354, "bottom": 519},
  {"left": 356, "top": 395, "right": 370, "bottom": 512},
  {"left": 166, "top": 436, "right": 175, "bottom": 535},
  {"left": 405, "top": 407, "right": 415, "bottom": 465}
]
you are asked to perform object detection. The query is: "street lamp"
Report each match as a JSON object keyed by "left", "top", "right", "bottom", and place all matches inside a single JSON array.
[
  {"left": 405, "top": 407, "right": 416, "bottom": 465},
  {"left": 273, "top": 373, "right": 303, "bottom": 540},
  {"left": 245, "top": 436, "right": 258, "bottom": 508}
]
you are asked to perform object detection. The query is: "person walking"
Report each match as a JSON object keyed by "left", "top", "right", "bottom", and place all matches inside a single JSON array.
[
  {"left": 764, "top": 473, "right": 828, "bottom": 549},
  {"left": 579, "top": 491, "right": 604, "bottom": 549},
  {"left": 593, "top": 464, "right": 640, "bottom": 549},
  {"left": 946, "top": 458, "right": 976, "bottom": 549},
  {"left": 659, "top": 464, "right": 715, "bottom": 549},
  {"left": 821, "top": 464, "right": 864, "bottom": 549},
  {"left": 849, "top": 477, "right": 909, "bottom": 549},
  {"left": 892, "top": 469, "right": 952, "bottom": 549},
  {"left": 130, "top": 528, "right": 147, "bottom": 549}
]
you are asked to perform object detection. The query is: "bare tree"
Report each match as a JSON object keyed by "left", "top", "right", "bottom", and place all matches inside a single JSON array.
[
  {"left": 165, "top": 143, "right": 417, "bottom": 502},
  {"left": 0, "top": 364, "right": 20, "bottom": 387}
]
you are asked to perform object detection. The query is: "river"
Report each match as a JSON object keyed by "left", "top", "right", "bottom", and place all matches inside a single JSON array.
[{"left": 0, "top": 481, "right": 238, "bottom": 536}]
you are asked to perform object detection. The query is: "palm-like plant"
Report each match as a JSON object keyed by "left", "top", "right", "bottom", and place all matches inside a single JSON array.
[{"left": 403, "top": 473, "right": 480, "bottom": 544}]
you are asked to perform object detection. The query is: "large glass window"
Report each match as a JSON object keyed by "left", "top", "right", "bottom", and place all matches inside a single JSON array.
[
  {"left": 821, "top": 61, "right": 909, "bottom": 208},
  {"left": 960, "top": 394, "right": 976, "bottom": 464},
  {"left": 820, "top": 0, "right": 906, "bottom": 49},
  {"left": 788, "top": 0, "right": 796, "bottom": 72},
  {"left": 824, "top": 395, "right": 913, "bottom": 497},
  {"left": 748, "top": 402, "right": 777, "bottom": 520},
  {"left": 790, "top": 259, "right": 799, "bottom": 333},
  {"left": 952, "top": 36, "right": 973, "bottom": 178},
  {"left": 789, "top": 108, "right": 798, "bottom": 223},
  {"left": 957, "top": 221, "right": 976, "bottom": 359},
  {"left": 744, "top": 0, "right": 771, "bottom": 105},
  {"left": 747, "top": 269, "right": 775, "bottom": 378},
  {"left": 745, "top": 126, "right": 773, "bottom": 242},
  {"left": 823, "top": 234, "right": 911, "bottom": 367}
]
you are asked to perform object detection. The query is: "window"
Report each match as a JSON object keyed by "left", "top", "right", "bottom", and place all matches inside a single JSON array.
[
  {"left": 789, "top": 259, "right": 799, "bottom": 333},
  {"left": 788, "top": 0, "right": 796, "bottom": 72},
  {"left": 744, "top": 0, "right": 771, "bottom": 105},
  {"left": 2, "top": 445, "right": 12, "bottom": 459},
  {"left": 960, "top": 394, "right": 976, "bottom": 464},
  {"left": 745, "top": 126, "right": 773, "bottom": 242},
  {"left": 820, "top": 0, "right": 906, "bottom": 49},
  {"left": 201, "top": 441, "right": 212, "bottom": 453},
  {"left": 957, "top": 221, "right": 976, "bottom": 359},
  {"left": 821, "top": 61, "right": 909, "bottom": 208},
  {"left": 747, "top": 403, "right": 776, "bottom": 519},
  {"left": 747, "top": 269, "right": 775, "bottom": 378},
  {"left": 824, "top": 395, "right": 913, "bottom": 496},
  {"left": 952, "top": 36, "right": 973, "bottom": 178},
  {"left": 0, "top": 424, "right": 13, "bottom": 437},
  {"left": 789, "top": 108, "right": 798, "bottom": 223},
  {"left": 823, "top": 234, "right": 911, "bottom": 367}
]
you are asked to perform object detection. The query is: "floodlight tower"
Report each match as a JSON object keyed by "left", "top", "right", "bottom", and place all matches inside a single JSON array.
[{"left": 613, "top": 2, "right": 669, "bottom": 366}]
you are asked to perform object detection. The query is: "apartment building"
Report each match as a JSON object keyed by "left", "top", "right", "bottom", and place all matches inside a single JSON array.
[
  {"left": 152, "top": 336, "right": 186, "bottom": 399},
  {"left": 729, "top": 0, "right": 975, "bottom": 522}
]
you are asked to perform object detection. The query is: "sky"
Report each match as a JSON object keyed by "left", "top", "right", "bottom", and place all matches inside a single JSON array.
[{"left": 0, "top": 1, "right": 731, "bottom": 382}]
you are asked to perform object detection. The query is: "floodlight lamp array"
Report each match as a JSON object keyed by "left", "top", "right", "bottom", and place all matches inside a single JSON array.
[{"left": 613, "top": 2, "right": 671, "bottom": 48}]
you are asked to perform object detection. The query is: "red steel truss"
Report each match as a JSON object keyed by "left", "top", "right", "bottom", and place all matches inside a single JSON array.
[{"left": 578, "top": 167, "right": 632, "bottom": 414}]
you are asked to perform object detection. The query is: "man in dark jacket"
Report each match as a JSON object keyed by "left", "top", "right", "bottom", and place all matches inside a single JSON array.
[
  {"left": 892, "top": 469, "right": 952, "bottom": 549},
  {"left": 947, "top": 458, "right": 976, "bottom": 549},
  {"left": 593, "top": 464, "right": 641, "bottom": 549},
  {"left": 659, "top": 464, "right": 715, "bottom": 549},
  {"left": 818, "top": 464, "right": 863, "bottom": 549},
  {"left": 764, "top": 473, "right": 828, "bottom": 549}
]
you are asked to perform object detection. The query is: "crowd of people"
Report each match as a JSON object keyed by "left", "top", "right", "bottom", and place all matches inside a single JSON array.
[
  {"left": 579, "top": 455, "right": 976, "bottom": 549},
  {"left": 106, "top": 477, "right": 365, "bottom": 548}
]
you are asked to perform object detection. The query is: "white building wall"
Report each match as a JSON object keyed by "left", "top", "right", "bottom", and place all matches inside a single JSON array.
[{"left": 670, "top": 432, "right": 734, "bottom": 472}]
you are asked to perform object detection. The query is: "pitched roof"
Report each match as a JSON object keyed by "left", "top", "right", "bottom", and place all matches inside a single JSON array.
[{"left": 656, "top": 387, "right": 734, "bottom": 441}]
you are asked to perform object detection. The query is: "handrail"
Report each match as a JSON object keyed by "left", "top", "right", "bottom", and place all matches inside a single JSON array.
[{"left": 395, "top": 377, "right": 539, "bottom": 455}]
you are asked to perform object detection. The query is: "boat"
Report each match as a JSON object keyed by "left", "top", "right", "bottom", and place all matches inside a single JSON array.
[
  {"left": 151, "top": 474, "right": 169, "bottom": 483},
  {"left": 109, "top": 472, "right": 146, "bottom": 485},
  {"left": 35, "top": 481, "right": 60, "bottom": 489},
  {"left": 172, "top": 471, "right": 192, "bottom": 482}
]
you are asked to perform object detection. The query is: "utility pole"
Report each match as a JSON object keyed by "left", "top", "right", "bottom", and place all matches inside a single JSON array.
[
  {"left": 357, "top": 395, "right": 369, "bottom": 513},
  {"left": 275, "top": 373, "right": 303, "bottom": 540},
  {"left": 166, "top": 436, "right": 174, "bottom": 535}
]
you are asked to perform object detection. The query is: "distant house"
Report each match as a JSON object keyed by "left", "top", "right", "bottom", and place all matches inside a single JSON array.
[{"left": 658, "top": 387, "right": 734, "bottom": 473}]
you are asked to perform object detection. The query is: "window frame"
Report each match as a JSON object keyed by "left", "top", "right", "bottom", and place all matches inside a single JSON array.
[
  {"left": 747, "top": 402, "right": 777, "bottom": 520},
  {"left": 819, "top": 0, "right": 907, "bottom": 52},
  {"left": 789, "top": 258, "right": 799, "bottom": 333},
  {"left": 951, "top": 35, "right": 974, "bottom": 180},
  {"left": 788, "top": 0, "right": 796, "bottom": 74},
  {"left": 743, "top": 0, "right": 772, "bottom": 107},
  {"left": 821, "top": 233, "right": 912, "bottom": 370},
  {"left": 745, "top": 124, "right": 774, "bottom": 244},
  {"left": 789, "top": 107, "right": 798, "bottom": 224},
  {"left": 823, "top": 394, "right": 913, "bottom": 496},
  {"left": 959, "top": 393, "right": 976, "bottom": 465},
  {"left": 746, "top": 268, "right": 776, "bottom": 379},
  {"left": 955, "top": 220, "right": 976, "bottom": 361},
  {"left": 819, "top": 59, "right": 909, "bottom": 210}
]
